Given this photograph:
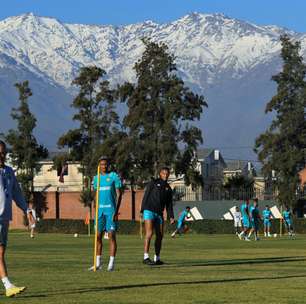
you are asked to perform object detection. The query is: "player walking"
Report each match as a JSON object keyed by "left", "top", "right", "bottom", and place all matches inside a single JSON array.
[
  {"left": 141, "top": 167, "right": 175, "bottom": 265},
  {"left": 282, "top": 206, "right": 294, "bottom": 237},
  {"left": 238, "top": 199, "right": 251, "bottom": 241}
]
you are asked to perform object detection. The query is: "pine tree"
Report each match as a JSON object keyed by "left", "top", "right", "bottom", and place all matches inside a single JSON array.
[
  {"left": 57, "top": 66, "right": 119, "bottom": 207},
  {"left": 119, "top": 39, "right": 207, "bottom": 187},
  {"left": 255, "top": 35, "right": 306, "bottom": 207},
  {"left": 5, "top": 81, "right": 48, "bottom": 203}
]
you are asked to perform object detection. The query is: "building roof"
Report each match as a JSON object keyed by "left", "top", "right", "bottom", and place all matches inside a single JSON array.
[
  {"left": 224, "top": 160, "right": 249, "bottom": 171},
  {"left": 197, "top": 148, "right": 214, "bottom": 160}
]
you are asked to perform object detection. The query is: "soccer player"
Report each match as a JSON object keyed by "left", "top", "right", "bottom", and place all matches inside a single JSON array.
[
  {"left": 238, "top": 199, "right": 251, "bottom": 241},
  {"left": 27, "top": 203, "right": 37, "bottom": 238},
  {"left": 0, "top": 140, "right": 31, "bottom": 297},
  {"left": 89, "top": 156, "right": 123, "bottom": 272},
  {"left": 282, "top": 206, "right": 294, "bottom": 237},
  {"left": 233, "top": 206, "right": 242, "bottom": 235},
  {"left": 171, "top": 206, "right": 191, "bottom": 238},
  {"left": 141, "top": 167, "right": 175, "bottom": 265},
  {"left": 248, "top": 198, "right": 261, "bottom": 241},
  {"left": 262, "top": 205, "right": 273, "bottom": 237}
]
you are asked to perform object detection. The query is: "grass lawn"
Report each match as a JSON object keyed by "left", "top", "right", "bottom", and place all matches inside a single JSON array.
[{"left": 2, "top": 232, "right": 306, "bottom": 303}]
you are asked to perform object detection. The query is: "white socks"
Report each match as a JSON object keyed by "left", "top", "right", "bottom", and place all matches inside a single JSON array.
[
  {"left": 144, "top": 253, "right": 149, "bottom": 260},
  {"left": 108, "top": 256, "right": 115, "bottom": 271},
  {"left": 2, "top": 277, "right": 13, "bottom": 290},
  {"left": 96, "top": 255, "right": 101, "bottom": 267},
  {"left": 154, "top": 255, "right": 160, "bottom": 262}
]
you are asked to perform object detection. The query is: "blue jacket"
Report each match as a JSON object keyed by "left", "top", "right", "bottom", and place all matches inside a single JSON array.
[{"left": 0, "top": 165, "right": 27, "bottom": 222}]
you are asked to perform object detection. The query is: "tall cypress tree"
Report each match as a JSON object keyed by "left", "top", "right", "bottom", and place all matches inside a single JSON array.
[
  {"left": 57, "top": 66, "right": 119, "bottom": 206},
  {"left": 119, "top": 39, "right": 207, "bottom": 187},
  {"left": 5, "top": 81, "right": 48, "bottom": 203},
  {"left": 255, "top": 35, "right": 306, "bottom": 207}
]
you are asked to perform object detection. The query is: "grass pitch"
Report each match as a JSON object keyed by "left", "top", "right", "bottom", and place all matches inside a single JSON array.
[{"left": 3, "top": 232, "right": 306, "bottom": 303}]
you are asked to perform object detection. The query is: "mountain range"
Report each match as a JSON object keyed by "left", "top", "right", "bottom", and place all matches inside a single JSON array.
[{"left": 1, "top": 12, "right": 305, "bottom": 160}]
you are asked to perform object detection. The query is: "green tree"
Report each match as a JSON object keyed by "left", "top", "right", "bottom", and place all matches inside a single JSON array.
[
  {"left": 57, "top": 66, "right": 119, "bottom": 207},
  {"left": 119, "top": 39, "right": 207, "bottom": 187},
  {"left": 5, "top": 81, "right": 48, "bottom": 204},
  {"left": 255, "top": 35, "right": 306, "bottom": 207}
]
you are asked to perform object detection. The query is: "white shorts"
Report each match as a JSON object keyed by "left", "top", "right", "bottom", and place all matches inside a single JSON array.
[
  {"left": 234, "top": 221, "right": 242, "bottom": 228},
  {"left": 30, "top": 224, "right": 36, "bottom": 229}
]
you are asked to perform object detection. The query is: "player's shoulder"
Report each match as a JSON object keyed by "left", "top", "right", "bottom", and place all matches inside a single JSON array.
[
  {"left": 4, "top": 165, "right": 14, "bottom": 176},
  {"left": 109, "top": 171, "right": 121, "bottom": 180}
]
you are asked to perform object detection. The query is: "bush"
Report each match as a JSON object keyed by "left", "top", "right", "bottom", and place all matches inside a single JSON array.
[{"left": 35, "top": 218, "right": 306, "bottom": 234}]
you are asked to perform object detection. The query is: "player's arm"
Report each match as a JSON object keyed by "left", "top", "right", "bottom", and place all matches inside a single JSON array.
[
  {"left": 11, "top": 169, "right": 28, "bottom": 215},
  {"left": 113, "top": 174, "right": 123, "bottom": 221},
  {"left": 140, "top": 181, "right": 153, "bottom": 216}
]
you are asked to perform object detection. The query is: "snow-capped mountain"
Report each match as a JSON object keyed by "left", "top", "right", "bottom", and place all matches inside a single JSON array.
[{"left": 0, "top": 13, "right": 305, "bottom": 159}]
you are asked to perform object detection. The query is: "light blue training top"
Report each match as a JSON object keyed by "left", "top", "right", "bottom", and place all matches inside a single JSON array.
[
  {"left": 93, "top": 172, "right": 122, "bottom": 215},
  {"left": 0, "top": 165, "right": 27, "bottom": 222}
]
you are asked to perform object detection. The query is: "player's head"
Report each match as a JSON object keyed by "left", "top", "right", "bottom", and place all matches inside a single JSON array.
[
  {"left": 99, "top": 156, "right": 110, "bottom": 174},
  {"left": 159, "top": 166, "right": 170, "bottom": 181},
  {"left": 0, "top": 140, "right": 7, "bottom": 167},
  {"left": 285, "top": 205, "right": 290, "bottom": 211},
  {"left": 235, "top": 206, "right": 239, "bottom": 212},
  {"left": 265, "top": 205, "right": 269, "bottom": 210},
  {"left": 186, "top": 206, "right": 191, "bottom": 211},
  {"left": 245, "top": 199, "right": 249, "bottom": 205}
]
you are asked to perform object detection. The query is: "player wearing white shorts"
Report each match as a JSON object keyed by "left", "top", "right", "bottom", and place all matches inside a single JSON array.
[{"left": 233, "top": 206, "right": 242, "bottom": 235}]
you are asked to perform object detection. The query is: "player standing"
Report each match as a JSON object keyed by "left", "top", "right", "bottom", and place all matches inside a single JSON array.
[
  {"left": 233, "top": 206, "right": 242, "bottom": 235},
  {"left": 0, "top": 140, "right": 31, "bottom": 297},
  {"left": 262, "top": 205, "right": 273, "bottom": 237},
  {"left": 89, "top": 156, "right": 123, "bottom": 272}
]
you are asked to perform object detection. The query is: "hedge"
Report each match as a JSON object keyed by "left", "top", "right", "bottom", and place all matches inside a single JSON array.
[{"left": 35, "top": 218, "right": 306, "bottom": 234}]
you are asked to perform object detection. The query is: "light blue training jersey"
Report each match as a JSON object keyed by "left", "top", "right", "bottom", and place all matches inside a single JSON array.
[
  {"left": 262, "top": 210, "right": 272, "bottom": 220},
  {"left": 178, "top": 210, "right": 188, "bottom": 223},
  {"left": 93, "top": 172, "right": 122, "bottom": 215},
  {"left": 241, "top": 203, "right": 249, "bottom": 220}
]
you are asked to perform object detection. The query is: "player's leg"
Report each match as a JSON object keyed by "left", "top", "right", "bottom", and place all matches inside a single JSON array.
[
  {"left": 0, "top": 223, "right": 25, "bottom": 296},
  {"left": 89, "top": 215, "right": 103, "bottom": 271},
  {"left": 143, "top": 214, "right": 155, "bottom": 265},
  {"left": 154, "top": 219, "right": 164, "bottom": 265},
  {"left": 106, "top": 214, "right": 118, "bottom": 271}
]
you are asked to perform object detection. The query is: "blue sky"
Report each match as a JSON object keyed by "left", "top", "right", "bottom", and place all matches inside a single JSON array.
[{"left": 1, "top": 0, "right": 306, "bottom": 32}]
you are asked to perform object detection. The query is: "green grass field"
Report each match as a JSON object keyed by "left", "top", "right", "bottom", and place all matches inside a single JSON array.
[{"left": 3, "top": 232, "right": 306, "bottom": 303}]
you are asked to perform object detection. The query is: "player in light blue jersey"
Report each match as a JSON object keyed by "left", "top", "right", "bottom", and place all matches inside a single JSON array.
[
  {"left": 171, "top": 206, "right": 191, "bottom": 238},
  {"left": 282, "top": 206, "right": 294, "bottom": 237},
  {"left": 248, "top": 198, "right": 261, "bottom": 241},
  {"left": 262, "top": 205, "right": 273, "bottom": 237},
  {"left": 238, "top": 199, "right": 251, "bottom": 241},
  {"left": 89, "top": 156, "right": 123, "bottom": 272}
]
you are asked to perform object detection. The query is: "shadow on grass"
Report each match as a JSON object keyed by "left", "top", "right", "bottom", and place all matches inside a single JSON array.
[
  {"left": 16, "top": 272, "right": 306, "bottom": 299},
  {"left": 164, "top": 256, "right": 306, "bottom": 268}
]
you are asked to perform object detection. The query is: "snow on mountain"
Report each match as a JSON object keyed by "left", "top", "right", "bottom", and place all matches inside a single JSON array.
[{"left": 0, "top": 12, "right": 304, "bottom": 158}]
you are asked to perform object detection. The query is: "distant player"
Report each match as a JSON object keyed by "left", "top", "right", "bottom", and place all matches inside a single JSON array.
[
  {"left": 27, "top": 203, "right": 36, "bottom": 238},
  {"left": 248, "top": 198, "right": 261, "bottom": 241},
  {"left": 233, "top": 206, "right": 242, "bottom": 235},
  {"left": 282, "top": 206, "right": 294, "bottom": 237},
  {"left": 238, "top": 199, "right": 251, "bottom": 241},
  {"left": 171, "top": 206, "right": 191, "bottom": 238},
  {"left": 89, "top": 156, "right": 123, "bottom": 272},
  {"left": 262, "top": 205, "right": 273, "bottom": 237}
]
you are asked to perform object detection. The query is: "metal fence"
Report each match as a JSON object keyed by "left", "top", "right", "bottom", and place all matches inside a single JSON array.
[{"left": 172, "top": 186, "right": 277, "bottom": 201}]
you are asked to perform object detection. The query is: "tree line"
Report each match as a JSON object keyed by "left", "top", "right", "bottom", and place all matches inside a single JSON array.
[{"left": 1, "top": 36, "right": 305, "bottom": 209}]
